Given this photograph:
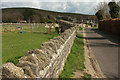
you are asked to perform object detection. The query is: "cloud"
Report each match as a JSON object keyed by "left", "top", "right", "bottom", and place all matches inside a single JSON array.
[
  {"left": 2, "top": 2, "right": 41, "bottom": 9},
  {"left": 1, "top": 0, "right": 109, "bottom": 2},
  {"left": 3, "top": 0, "right": 120, "bottom": 15},
  {"left": 1, "top": 2, "right": 99, "bottom": 15}
]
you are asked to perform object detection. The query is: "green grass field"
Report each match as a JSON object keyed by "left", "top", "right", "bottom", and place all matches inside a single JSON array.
[
  {"left": 59, "top": 33, "right": 85, "bottom": 78},
  {"left": 2, "top": 24, "right": 47, "bottom": 32},
  {"left": 2, "top": 25, "right": 58, "bottom": 64}
]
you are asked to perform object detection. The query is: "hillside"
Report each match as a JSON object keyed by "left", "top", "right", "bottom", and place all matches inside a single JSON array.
[{"left": 2, "top": 7, "right": 97, "bottom": 23}]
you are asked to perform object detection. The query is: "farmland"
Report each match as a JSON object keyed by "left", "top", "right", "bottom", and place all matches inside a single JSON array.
[{"left": 2, "top": 24, "right": 58, "bottom": 64}]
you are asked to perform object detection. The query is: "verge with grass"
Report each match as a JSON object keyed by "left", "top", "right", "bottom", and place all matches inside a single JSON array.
[{"left": 59, "top": 33, "right": 85, "bottom": 78}]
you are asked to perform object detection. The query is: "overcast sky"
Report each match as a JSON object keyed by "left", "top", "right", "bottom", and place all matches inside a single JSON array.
[{"left": 1, "top": 0, "right": 120, "bottom": 15}]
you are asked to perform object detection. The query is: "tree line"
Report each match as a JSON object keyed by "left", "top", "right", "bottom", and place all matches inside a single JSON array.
[{"left": 2, "top": 9, "right": 56, "bottom": 23}]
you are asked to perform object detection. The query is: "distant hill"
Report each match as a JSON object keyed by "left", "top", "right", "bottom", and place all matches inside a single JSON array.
[{"left": 2, "top": 7, "right": 97, "bottom": 23}]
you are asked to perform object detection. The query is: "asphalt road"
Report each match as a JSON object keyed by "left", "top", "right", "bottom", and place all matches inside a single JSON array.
[{"left": 84, "top": 27, "right": 119, "bottom": 78}]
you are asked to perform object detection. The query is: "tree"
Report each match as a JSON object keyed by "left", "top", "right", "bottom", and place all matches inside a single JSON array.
[
  {"left": 40, "top": 16, "right": 46, "bottom": 23},
  {"left": 47, "top": 15, "right": 55, "bottom": 23},
  {"left": 22, "top": 9, "right": 34, "bottom": 23},
  {"left": 108, "top": 2, "right": 120, "bottom": 18},
  {"left": 95, "top": 2, "right": 110, "bottom": 19},
  {"left": 95, "top": 10, "right": 103, "bottom": 20}
]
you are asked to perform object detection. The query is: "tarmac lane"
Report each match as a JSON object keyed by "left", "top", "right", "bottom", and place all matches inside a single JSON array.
[{"left": 84, "top": 27, "right": 119, "bottom": 78}]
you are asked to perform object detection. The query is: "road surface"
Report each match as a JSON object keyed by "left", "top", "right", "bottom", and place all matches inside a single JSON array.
[{"left": 84, "top": 27, "right": 119, "bottom": 78}]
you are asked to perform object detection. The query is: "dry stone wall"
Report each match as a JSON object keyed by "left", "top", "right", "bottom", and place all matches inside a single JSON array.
[
  {"left": 2, "top": 21, "right": 77, "bottom": 78},
  {"left": 58, "top": 20, "right": 75, "bottom": 32}
]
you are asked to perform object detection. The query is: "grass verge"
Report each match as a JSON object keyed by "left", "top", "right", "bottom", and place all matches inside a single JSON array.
[{"left": 59, "top": 33, "right": 85, "bottom": 78}]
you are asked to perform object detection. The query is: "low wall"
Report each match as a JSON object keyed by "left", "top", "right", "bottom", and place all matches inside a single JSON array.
[
  {"left": 99, "top": 18, "right": 120, "bottom": 35},
  {"left": 58, "top": 20, "right": 74, "bottom": 32},
  {"left": 2, "top": 21, "right": 77, "bottom": 78}
]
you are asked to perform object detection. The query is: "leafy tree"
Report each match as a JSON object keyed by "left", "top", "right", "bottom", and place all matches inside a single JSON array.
[
  {"left": 108, "top": 2, "right": 120, "bottom": 18},
  {"left": 95, "top": 10, "right": 103, "bottom": 20}
]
